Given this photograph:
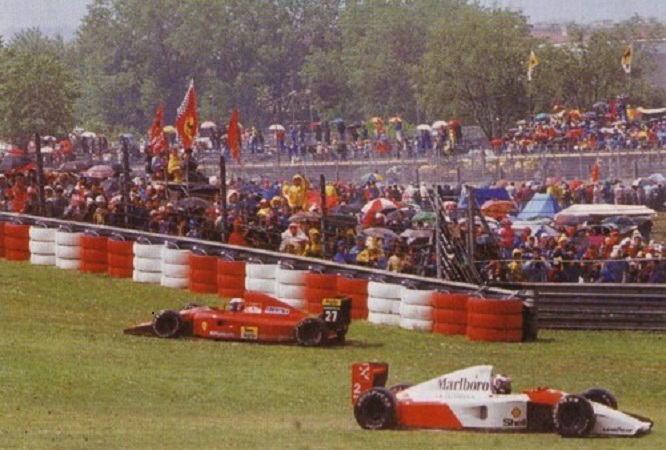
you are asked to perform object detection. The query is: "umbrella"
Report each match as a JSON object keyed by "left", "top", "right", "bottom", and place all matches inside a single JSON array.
[
  {"left": 648, "top": 173, "right": 666, "bottom": 184},
  {"left": 480, "top": 199, "right": 517, "bottom": 219},
  {"left": 431, "top": 120, "right": 448, "bottom": 129},
  {"left": 332, "top": 118, "right": 345, "bottom": 124},
  {"left": 400, "top": 229, "right": 433, "bottom": 243},
  {"left": 200, "top": 121, "right": 217, "bottom": 129},
  {"left": 359, "top": 172, "right": 384, "bottom": 184},
  {"left": 40, "top": 146, "right": 55, "bottom": 154},
  {"left": 289, "top": 211, "right": 321, "bottom": 222},
  {"left": 593, "top": 101, "right": 608, "bottom": 109},
  {"left": 268, "top": 124, "right": 285, "bottom": 131},
  {"left": 163, "top": 125, "right": 177, "bottom": 133},
  {"left": 177, "top": 197, "right": 211, "bottom": 210},
  {"left": 363, "top": 227, "right": 399, "bottom": 240},
  {"left": 84, "top": 164, "right": 115, "bottom": 179},
  {"left": 0, "top": 154, "right": 32, "bottom": 172},
  {"left": 41, "top": 135, "right": 56, "bottom": 142},
  {"left": 631, "top": 178, "right": 651, "bottom": 188},
  {"left": 535, "top": 112, "right": 550, "bottom": 121},
  {"left": 412, "top": 211, "right": 436, "bottom": 223},
  {"left": 81, "top": 131, "right": 97, "bottom": 139},
  {"left": 448, "top": 118, "right": 461, "bottom": 128},
  {"left": 361, "top": 198, "right": 399, "bottom": 215},
  {"left": 416, "top": 124, "right": 432, "bottom": 131}
]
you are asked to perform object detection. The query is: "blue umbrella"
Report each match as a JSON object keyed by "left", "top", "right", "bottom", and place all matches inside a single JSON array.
[{"left": 535, "top": 112, "right": 550, "bottom": 121}]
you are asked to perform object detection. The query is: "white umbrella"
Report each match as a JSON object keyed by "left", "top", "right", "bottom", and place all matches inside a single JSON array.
[
  {"left": 431, "top": 120, "right": 448, "bottom": 129},
  {"left": 269, "top": 124, "right": 285, "bottom": 131},
  {"left": 416, "top": 124, "right": 432, "bottom": 131},
  {"left": 200, "top": 121, "right": 217, "bottom": 129},
  {"left": 81, "top": 131, "right": 97, "bottom": 138},
  {"left": 40, "top": 146, "right": 54, "bottom": 154}
]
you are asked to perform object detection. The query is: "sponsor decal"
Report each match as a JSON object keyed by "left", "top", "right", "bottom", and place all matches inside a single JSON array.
[
  {"left": 511, "top": 407, "right": 521, "bottom": 419},
  {"left": 245, "top": 303, "right": 262, "bottom": 314},
  {"left": 503, "top": 417, "right": 527, "bottom": 427},
  {"left": 437, "top": 377, "right": 491, "bottom": 391},
  {"left": 322, "top": 298, "right": 342, "bottom": 307},
  {"left": 209, "top": 330, "right": 235, "bottom": 338},
  {"left": 265, "top": 306, "right": 290, "bottom": 315},
  {"left": 241, "top": 326, "right": 258, "bottom": 340},
  {"left": 602, "top": 426, "right": 634, "bottom": 434},
  {"left": 201, "top": 321, "right": 208, "bottom": 331}
]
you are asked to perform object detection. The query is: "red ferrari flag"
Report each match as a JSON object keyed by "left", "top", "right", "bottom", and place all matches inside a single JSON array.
[
  {"left": 149, "top": 103, "right": 167, "bottom": 155},
  {"left": 228, "top": 107, "right": 241, "bottom": 163},
  {"left": 176, "top": 80, "right": 198, "bottom": 149}
]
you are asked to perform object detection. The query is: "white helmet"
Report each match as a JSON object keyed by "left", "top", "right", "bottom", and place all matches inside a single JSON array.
[
  {"left": 229, "top": 298, "right": 244, "bottom": 312},
  {"left": 492, "top": 374, "right": 512, "bottom": 394}
]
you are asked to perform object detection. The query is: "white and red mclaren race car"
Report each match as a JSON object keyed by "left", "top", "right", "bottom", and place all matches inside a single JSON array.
[{"left": 351, "top": 363, "right": 653, "bottom": 437}]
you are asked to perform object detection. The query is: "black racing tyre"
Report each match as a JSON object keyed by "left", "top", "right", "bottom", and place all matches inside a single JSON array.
[
  {"left": 294, "top": 317, "right": 326, "bottom": 347},
  {"left": 389, "top": 383, "right": 413, "bottom": 394},
  {"left": 553, "top": 395, "right": 596, "bottom": 438},
  {"left": 152, "top": 310, "right": 182, "bottom": 338},
  {"left": 581, "top": 388, "right": 618, "bottom": 410},
  {"left": 354, "top": 388, "right": 397, "bottom": 430}
]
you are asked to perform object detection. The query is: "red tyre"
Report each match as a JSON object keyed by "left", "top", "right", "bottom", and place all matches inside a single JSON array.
[
  {"left": 5, "top": 249, "right": 29, "bottom": 261},
  {"left": 217, "top": 287, "right": 245, "bottom": 299},
  {"left": 305, "top": 273, "right": 338, "bottom": 290},
  {"left": 108, "top": 267, "right": 133, "bottom": 278},
  {"left": 432, "top": 322, "right": 467, "bottom": 336},
  {"left": 81, "top": 235, "right": 108, "bottom": 251},
  {"left": 189, "top": 281, "right": 217, "bottom": 294},
  {"left": 336, "top": 277, "right": 368, "bottom": 295},
  {"left": 216, "top": 274, "right": 246, "bottom": 290},
  {"left": 189, "top": 269, "right": 217, "bottom": 284},
  {"left": 81, "top": 248, "right": 107, "bottom": 263},
  {"left": 107, "top": 239, "right": 134, "bottom": 256},
  {"left": 80, "top": 261, "right": 108, "bottom": 273},
  {"left": 466, "top": 326, "right": 522, "bottom": 342},
  {"left": 189, "top": 254, "right": 217, "bottom": 271},
  {"left": 217, "top": 260, "right": 246, "bottom": 276},
  {"left": 467, "top": 313, "right": 523, "bottom": 329},
  {"left": 108, "top": 253, "right": 134, "bottom": 269},
  {"left": 467, "top": 298, "right": 523, "bottom": 315},
  {"left": 5, "top": 236, "right": 29, "bottom": 251},
  {"left": 431, "top": 293, "right": 468, "bottom": 310},
  {"left": 432, "top": 309, "right": 467, "bottom": 325},
  {"left": 5, "top": 223, "right": 30, "bottom": 238}
]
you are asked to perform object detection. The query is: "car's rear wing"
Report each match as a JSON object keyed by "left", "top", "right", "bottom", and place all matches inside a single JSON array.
[{"left": 351, "top": 362, "right": 389, "bottom": 405}]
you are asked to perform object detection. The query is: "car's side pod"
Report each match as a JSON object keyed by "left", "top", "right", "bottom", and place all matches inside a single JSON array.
[{"left": 351, "top": 362, "right": 389, "bottom": 405}]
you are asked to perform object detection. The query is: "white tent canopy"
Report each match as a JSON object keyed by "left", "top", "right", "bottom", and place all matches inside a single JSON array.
[{"left": 555, "top": 204, "right": 656, "bottom": 225}]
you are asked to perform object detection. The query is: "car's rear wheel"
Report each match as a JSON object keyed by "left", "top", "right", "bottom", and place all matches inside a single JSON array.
[
  {"left": 294, "top": 317, "right": 326, "bottom": 346},
  {"left": 153, "top": 310, "right": 182, "bottom": 338},
  {"left": 553, "top": 395, "right": 596, "bottom": 438},
  {"left": 354, "top": 388, "right": 397, "bottom": 430},
  {"left": 581, "top": 388, "right": 618, "bottom": 409}
]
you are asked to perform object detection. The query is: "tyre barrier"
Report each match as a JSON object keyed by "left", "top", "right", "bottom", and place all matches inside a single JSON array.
[
  {"left": 0, "top": 221, "right": 5, "bottom": 258},
  {"left": 304, "top": 273, "right": 337, "bottom": 314},
  {"left": 28, "top": 225, "right": 56, "bottom": 266},
  {"left": 80, "top": 233, "right": 108, "bottom": 274},
  {"left": 133, "top": 241, "right": 163, "bottom": 283},
  {"left": 336, "top": 276, "right": 368, "bottom": 320},
  {"left": 245, "top": 263, "right": 277, "bottom": 295},
  {"left": 188, "top": 252, "right": 217, "bottom": 294},
  {"left": 367, "top": 281, "right": 403, "bottom": 326},
  {"left": 275, "top": 266, "right": 308, "bottom": 310},
  {"left": 160, "top": 245, "right": 191, "bottom": 289},
  {"left": 107, "top": 237, "right": 134, "bottom": 278},
  {"left": 217, "top": 259, "right": 246, "bottom": 299},
  {"left": 465, "top": 298, "right": 524, "bottom": 343},
  {"left": 4, "top": 223, "right": 30, "bottom": 261},
  {"left": 431, "top": 292, "right": 469, "bottom": 336},
  {"left": 55, "top": 229, "right": 83, "bottom": 270},
  {"left": 399, "top": 287, "right": 434, "bottom": 331}
]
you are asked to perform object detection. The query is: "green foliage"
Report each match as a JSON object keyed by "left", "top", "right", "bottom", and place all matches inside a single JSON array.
[{"left": 0, "top": 260, "right": 664, "bottom": 448}]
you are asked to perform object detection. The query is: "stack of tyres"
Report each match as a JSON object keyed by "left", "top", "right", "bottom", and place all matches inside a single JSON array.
[
  {"left": 80, "top": 233, "right": 108, "bottom": 274},
  {"left": 336, "top": 276, "right": 368, "bottom": 320},
  {"left": 217, "top": 259, "right": 246, "bottom": 298},
  {"left": 466, "top": 298, "right": 524, "bottom": 342},
  {"left": 55, "top": 229, "right": 83, "bottom": 270},
  {"left": 0, "top": 221, "right": 5, "bottom": 258},
  {"left": 399, "top": 287, "right": 434, "bottom": 331},
  {"left": 4, "top": 223, "right": 30, "bottom": 261},
  {"left": 160, "top": 245, "right": 190, "bottom": 289},
  {"left": 431, "top": 292, "right": 469, "bottom": 336},
  {"left": 275, "top": 265, "right": 309, "bottom": 310},
  {"left": 245, "top": 263, "right": 277, "bottom": 296},
  {"left": 188, "top": 252, "right": 218, "bottom": 293},
  {"left": 133, "top": 241, "right": 163, "bottom": 283},
  {"left": 304, "top": 273, "right": 337, "bottom": 314},
  {"left": 107, "top": 237, "right": 134, "bottom": 278},
  {"left": 29, "top": 225, "right": 56, "bottom": 266},
  {"left": 367, "top": 281, "right": 403, "bottom": 326}
]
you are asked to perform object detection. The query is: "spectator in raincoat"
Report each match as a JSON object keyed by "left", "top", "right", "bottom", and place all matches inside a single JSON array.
[
  {"left": 167, "top": 148, "right": 182, "bottom": 182},
  {"left": 282, "top": 174, "right": 309, "bottom": 209}
]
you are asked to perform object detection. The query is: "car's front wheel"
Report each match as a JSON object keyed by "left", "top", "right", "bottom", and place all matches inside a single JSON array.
[
  {"left": 153, "top": 310, "right": 182, "bottom": 338},
  {"left": 553, "top": 395, "right": 596, "bottom": 438},
  {"left": 354, "top": 388, "right": 397, "bottom": 430}
]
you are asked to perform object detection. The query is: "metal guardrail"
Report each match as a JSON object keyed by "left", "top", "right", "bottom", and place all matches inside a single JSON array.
[{"left": 497, "top": 282, "right": 666, "bottom": 331}]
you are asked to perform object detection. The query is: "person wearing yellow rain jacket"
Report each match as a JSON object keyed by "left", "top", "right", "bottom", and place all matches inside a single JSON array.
[
  {"left": 167, "top": 148, "right": 182, "bottom": 182},
  {"left": 282, "top": 174, "right": 309, "bottom": 209}
]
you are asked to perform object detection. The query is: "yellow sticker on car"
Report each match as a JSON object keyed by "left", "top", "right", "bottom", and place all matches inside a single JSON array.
[{"left": 241, "top": 326, "right": 258, "bottom": 340}]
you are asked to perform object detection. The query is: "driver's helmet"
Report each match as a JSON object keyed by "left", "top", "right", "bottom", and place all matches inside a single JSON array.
[
  {"left": 492, "top": 374, "right": 512, "bottom": 394},
  {"left": 229, "top": 298, "right": 244, "bottom": 312}
]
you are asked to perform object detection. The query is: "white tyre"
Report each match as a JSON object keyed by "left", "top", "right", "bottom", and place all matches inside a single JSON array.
[
  {"left": 367, "top": 296, "right": 401, "bottom": 314},
  {"left": 368, "top": 312, "right": 401, "bottom": 326},
  {"left": 133, "top": 256, "right": 162, "bottom": 273},
  {"left": 245, "top": 264, "right": 277, "bottom": 280},
  {"left": 29, "top": 227, "right": 56, "bottom": 242},
  {"left": 29, "top": 240, "right": 55, "bottom": 255},
  {"left": 401, "top": 289, "right": 435, "bottom": 306},
  {"left": 277, "top": 298, "right": 307, "bottom": 310},
  {"left": 275, "top": 267, "right": 308, "bottom": 285},
  {"left": 162, "top": 262, "right": 189, "bottom": 278},
  {"left": 133, "top": 270, "right": 162, "bottom": 283},
  {"left": 399, "top": 317, "right": 433, "bottom": 331},
  {"left": 55, "top": 231, "right": 82, "bottom": 246},
  {"left": 275, "top": 283, "right": 306, "bottom": 300},
  {"left": 399, "top": 303, "right": 433, "bottom": 321},
  {"left": 56, "top": 257, "right": 81, "bottom": 270},
  {"left": 161, "top": 247, "right": 191, "bottom": 265},
  {"left": 55, "top": 245, "right": 81, "bottom": 260},
  {"left": 160, "top": 275, "right": 189, "bottom": 289},
  {"left": 133, "top": 243, "right": 163, "bottom": 259},
  {"left": 367, "top": 281, "right": 403, "bottom": 299},
  {"left": 30, "top": 253, "right": 56, "bottom": 266},
  {"left": 245, "top": 277, "right": 276, "bottom": 294}
]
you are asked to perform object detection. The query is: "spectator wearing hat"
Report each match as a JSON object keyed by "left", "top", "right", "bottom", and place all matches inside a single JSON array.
[
  {"left": 304, "top": 229, "right": 323, "bottom": 258},
  {"left": 279, "top": 222, "right": 308, "bottom": 252},
  {"left": 506, "top": 248, "right": 524, "bottom": 282},
  {"left": 281, "top": 173, "right": 309, "bottom": 210},
  {"left": 92, "top": 195, "right": 109, "bottom": 225}
]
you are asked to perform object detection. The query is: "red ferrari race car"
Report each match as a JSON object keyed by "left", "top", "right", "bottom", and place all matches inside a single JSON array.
[
  {"left": 351, "top": 363, "right": 653, "bottom": 438},
  {"left": 124, "top": 292, "right": 351, "bottom": 347}
]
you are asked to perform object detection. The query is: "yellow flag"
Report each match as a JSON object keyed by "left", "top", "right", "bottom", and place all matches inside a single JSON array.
[
  {"left": 621, "top": 44, "right": 633, "bottom": 74},
  {"left": 527, "top": 50, "right": 539, "bottom": 81}
]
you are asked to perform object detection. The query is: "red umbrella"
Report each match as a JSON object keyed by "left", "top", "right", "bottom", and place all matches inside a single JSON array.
[
  {"left": 480, "top": 200, "right": 516, "bottom": 220},
  {"left": 491, "top": 138, "right": 504, "bottom": 148},
  {"left": 448, "top": 118, "right": 461, "bottom": 128}
]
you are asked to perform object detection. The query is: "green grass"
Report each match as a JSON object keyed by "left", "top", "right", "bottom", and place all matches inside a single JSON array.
[{"left": 0, "top": 260, "right": 664, "bottom": 449}]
